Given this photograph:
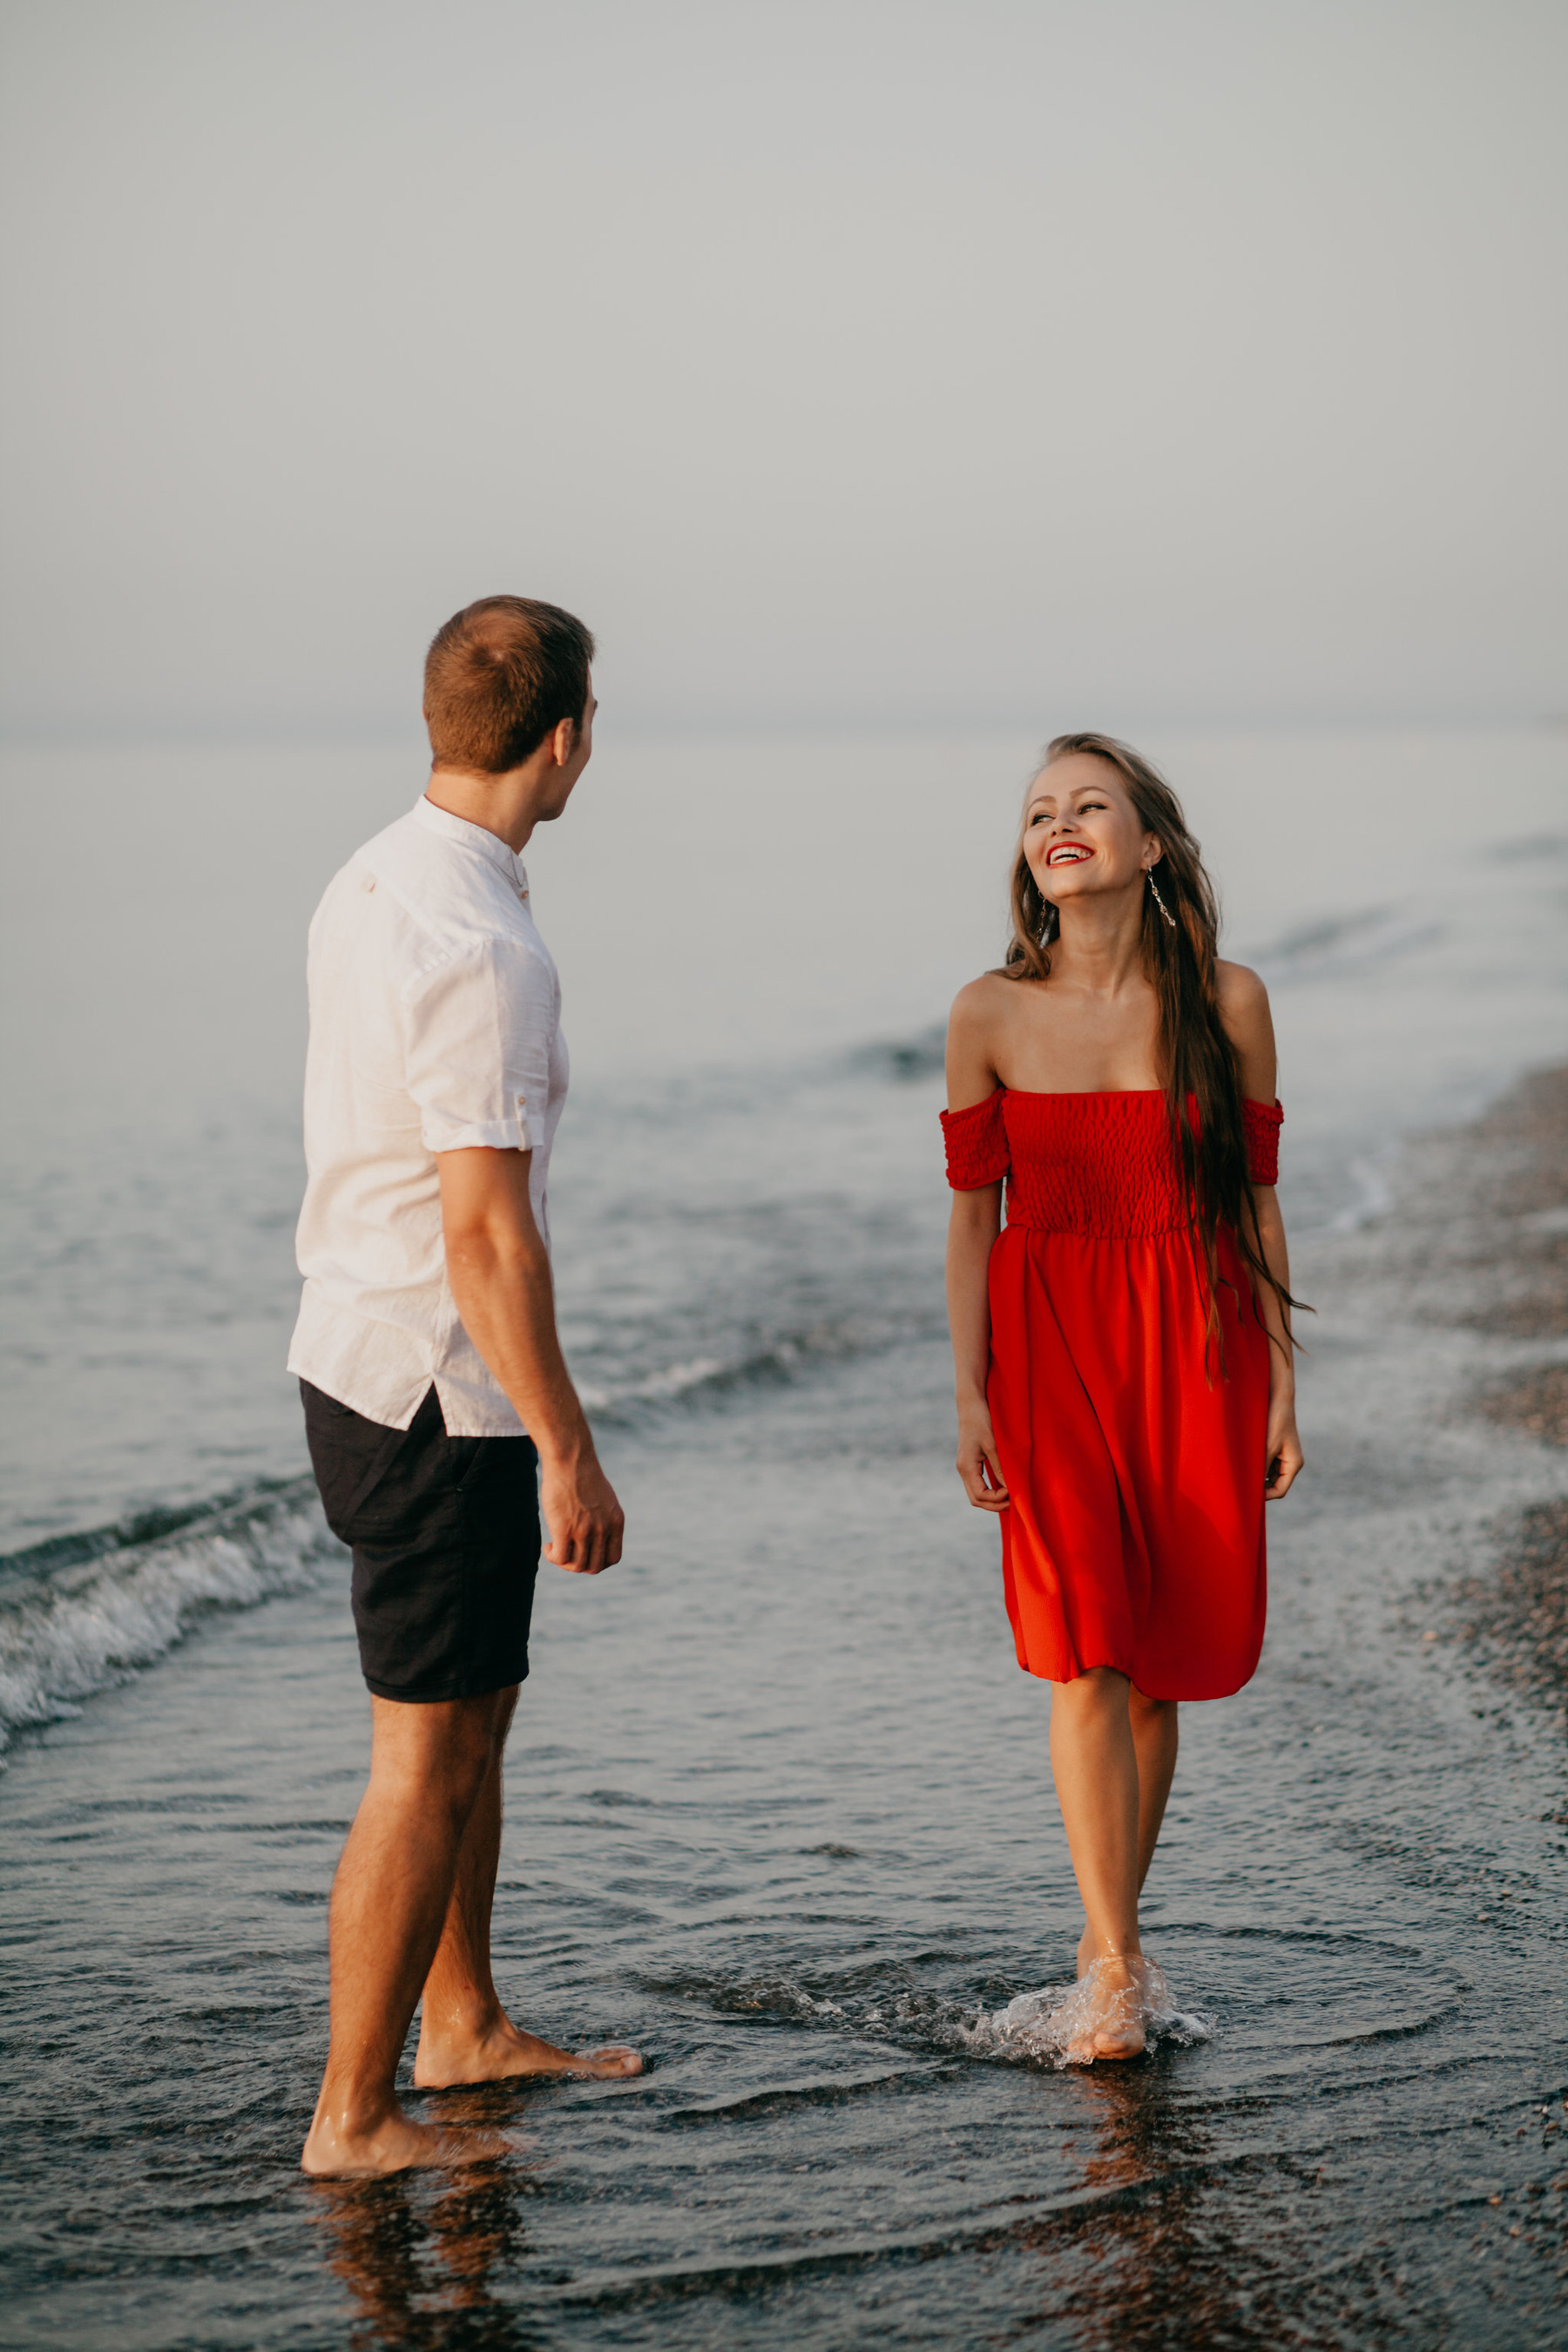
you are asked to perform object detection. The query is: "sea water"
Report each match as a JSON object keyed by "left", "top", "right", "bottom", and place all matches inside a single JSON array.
[{"left": 1, "top": 727, "right": 1566, "bottom": 2346}]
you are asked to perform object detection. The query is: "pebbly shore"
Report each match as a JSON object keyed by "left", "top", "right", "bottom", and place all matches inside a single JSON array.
[{"left": 1355, "top": 1064, "right": 1568, "bottom": 1713}]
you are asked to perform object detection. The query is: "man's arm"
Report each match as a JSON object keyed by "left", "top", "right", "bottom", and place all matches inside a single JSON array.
[{"left": 436, "top": 1146, "right": 624, "bottom": 1574}]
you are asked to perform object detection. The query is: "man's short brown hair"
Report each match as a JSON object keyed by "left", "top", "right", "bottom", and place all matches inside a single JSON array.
[{"left": 423, "top": 596, "right": 595, "bottom": 774}]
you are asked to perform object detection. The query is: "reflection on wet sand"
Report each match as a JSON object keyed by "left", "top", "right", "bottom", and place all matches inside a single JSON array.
[
  {"left": 1002, "top": 2058, "right": 1401, "bottom": 2349},
  {"left": 313, "top": 2099, "right": 544, "bottom": 2352}
]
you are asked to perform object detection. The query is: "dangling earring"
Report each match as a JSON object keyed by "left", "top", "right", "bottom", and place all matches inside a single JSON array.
[{"left": 1146, "top": 867, "right": 1177, "bottom": 929}]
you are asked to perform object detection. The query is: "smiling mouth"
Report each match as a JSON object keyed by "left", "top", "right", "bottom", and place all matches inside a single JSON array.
[{"left": 1046, "top": 844, "right": 1092, "bottom": 867}]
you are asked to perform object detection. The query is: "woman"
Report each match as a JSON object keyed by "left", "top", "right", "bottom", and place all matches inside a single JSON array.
[{"left": 943, "top": 733, "right": 1303, "bottom": 2064}]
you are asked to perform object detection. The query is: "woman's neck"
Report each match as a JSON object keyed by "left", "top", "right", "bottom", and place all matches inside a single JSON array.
[{"left": 1051, "top": 887, "right": 1148, "bottom": 994}]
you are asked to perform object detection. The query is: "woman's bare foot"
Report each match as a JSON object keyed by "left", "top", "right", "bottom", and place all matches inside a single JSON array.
[
  {"left": 413, "top": 2011, "right": 643, "bottom": 2089},
  {"left": 301, "top": 2103, "right": 510, "bottom": 2178},
  {"left": 1054, "top": 1955, "right": 1146, "bottom": 2064}
]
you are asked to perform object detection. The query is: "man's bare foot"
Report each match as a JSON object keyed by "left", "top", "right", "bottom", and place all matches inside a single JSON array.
[
  {"left": 1055, "top": 1955, "right": 1146, "bottom": 2064},
  {"left": 413, "top": 2012, "right": 643, "bottom": 2090},
  {"left": 301, "top": 2104, "right": 510, "bottom": 2178}
]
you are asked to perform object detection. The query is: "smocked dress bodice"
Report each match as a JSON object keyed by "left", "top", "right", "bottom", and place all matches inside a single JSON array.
[{"left": 940, "top": 1088, "right": 1282, "bottom": 1237}]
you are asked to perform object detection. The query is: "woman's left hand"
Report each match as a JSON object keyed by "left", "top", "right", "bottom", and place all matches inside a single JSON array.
[{"left": 1264, "top": 1388, "right": 1304, "bottom": 1500}]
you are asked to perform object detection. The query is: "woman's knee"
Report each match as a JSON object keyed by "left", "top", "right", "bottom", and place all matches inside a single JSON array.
[{"left": 1052, "top": 1666, "right": 1132, "bottom": 1713}]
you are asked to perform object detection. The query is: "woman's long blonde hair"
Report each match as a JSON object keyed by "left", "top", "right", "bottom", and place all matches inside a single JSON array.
[{"left": 1004, "top": 730, "right": 1301, "bottom": 1363}]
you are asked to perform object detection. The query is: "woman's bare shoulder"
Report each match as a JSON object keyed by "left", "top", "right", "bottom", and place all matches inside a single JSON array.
[
  {"left": 946, "top": 973, "right": 1016, "bottom": 1108},
  {"left": 948, "top": 970, "right": 1016, "bottom": 1030},
  {"left": 1214, "top": 961, "right": 1278, "bottom": 1093},
  {"left": 1215, "top": 958, "right": 1271, "bottom": 1026},
  {"left": 949, "top": 970, "right": 1033, "bottom": 1051}
]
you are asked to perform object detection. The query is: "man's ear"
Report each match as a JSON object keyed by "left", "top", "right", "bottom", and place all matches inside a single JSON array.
[{"left": 551, "top": 714, "right": 577, "bottom": 767}]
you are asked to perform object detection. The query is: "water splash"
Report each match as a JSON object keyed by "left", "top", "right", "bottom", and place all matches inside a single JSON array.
[{"left": 962, "top": 1957, "right": 1214, "bottom": 2068}]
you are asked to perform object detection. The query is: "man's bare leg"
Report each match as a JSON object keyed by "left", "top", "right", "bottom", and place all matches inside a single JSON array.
[
  {"left": 1076, "top": 1686, "right": 1179, "bottom": 1979},
  {"left": 301, "top": 1690, "right": 517, "bottom": 2177},
  {"left": 412, "top": 1693, "right": 641, "bottom": 2087}
]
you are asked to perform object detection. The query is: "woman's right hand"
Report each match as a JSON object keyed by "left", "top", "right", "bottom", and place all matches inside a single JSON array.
[{"left": 956, "top": 1402, "right": 1010, "bottom": 1511}]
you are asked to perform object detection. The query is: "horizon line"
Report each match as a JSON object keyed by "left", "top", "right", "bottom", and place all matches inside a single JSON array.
[{"left": 2, "top": 711, "right": 1565, "bottom": 754}]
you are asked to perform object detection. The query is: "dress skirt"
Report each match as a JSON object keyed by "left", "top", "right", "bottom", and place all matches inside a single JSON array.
[
  {"left": 986, "top": 1221, "right": 1269, "bottom": 1699},
  {"left": 941, "top": 1088, "right": 1284, "bottom": 1703}
]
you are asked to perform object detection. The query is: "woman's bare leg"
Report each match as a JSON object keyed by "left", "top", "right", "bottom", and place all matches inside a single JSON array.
[
  {"left": 1130, "top": 1686, "right": 1179, "bottom": 1887},
  {"left": 1049, "top": 1667, "right": 1145, "bottom": 2057},
  {"left": 1073, "top": 1684, "right": 1179, "bottom": 1984}
]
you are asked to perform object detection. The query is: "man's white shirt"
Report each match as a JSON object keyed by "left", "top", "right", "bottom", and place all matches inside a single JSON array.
[{"left": 287, "top": 794, "right": 568, "bottom": 1435}]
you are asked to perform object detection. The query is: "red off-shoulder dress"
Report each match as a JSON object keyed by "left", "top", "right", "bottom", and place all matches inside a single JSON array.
[{"left": 942, "top": 1090, "right": 1283, "bottom": 1700}]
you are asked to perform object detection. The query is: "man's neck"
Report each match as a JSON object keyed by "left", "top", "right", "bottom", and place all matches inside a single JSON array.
[{"left": 424, "top": 767, "right": 539, "bottom": 855}]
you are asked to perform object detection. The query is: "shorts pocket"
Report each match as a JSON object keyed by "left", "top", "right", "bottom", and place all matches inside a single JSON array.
[
  {"left": 302, "top": 1382, "right": 429, "bottom": 1542},
  {"left": 453, "top": 1435, "right": 534, "bottom": 1497}
]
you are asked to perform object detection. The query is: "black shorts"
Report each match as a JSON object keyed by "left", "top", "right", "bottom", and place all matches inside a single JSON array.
[{"left": 301, "top": 1381, "right": 540, "bottom": 1703}]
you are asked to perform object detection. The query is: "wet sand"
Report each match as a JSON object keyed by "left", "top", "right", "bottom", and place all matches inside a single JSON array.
[
  {"left": 1334, "top": 1064, "right": 1568, "bottom": 1342},
  {"left": 1375, "top": 1065, "right": 1568, "bottom": 1715}
]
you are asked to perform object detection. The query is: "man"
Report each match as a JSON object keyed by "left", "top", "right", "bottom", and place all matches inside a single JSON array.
[{"left": 289, "top": 595, "right": 640, "bottom": 2179}]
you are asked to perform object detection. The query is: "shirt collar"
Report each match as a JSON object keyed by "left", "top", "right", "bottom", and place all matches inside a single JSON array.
[{"left": 413, "top": 795, "right": 529, "bottom": 893}]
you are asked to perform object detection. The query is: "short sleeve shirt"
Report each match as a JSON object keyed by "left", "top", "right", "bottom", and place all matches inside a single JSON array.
[{"left": 287, "top": 795, "right": 569, "bottom": 1435}]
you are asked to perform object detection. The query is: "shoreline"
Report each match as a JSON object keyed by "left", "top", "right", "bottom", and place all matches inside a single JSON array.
[{"left": 1372, "top": 1064, "right": 1568, "bottom": 1713}]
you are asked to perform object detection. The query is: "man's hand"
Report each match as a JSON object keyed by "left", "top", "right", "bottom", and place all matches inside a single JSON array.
[{"left": 540, "top": 1450, "right": 625, "bottom": 1575}]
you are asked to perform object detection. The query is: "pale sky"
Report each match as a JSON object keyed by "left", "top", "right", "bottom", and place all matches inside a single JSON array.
[{"left": 2, "top": 0, "right": 1564, "bottom": 738}]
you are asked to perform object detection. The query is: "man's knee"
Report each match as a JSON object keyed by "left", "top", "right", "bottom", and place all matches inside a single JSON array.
[{"left": 368, "top": 1687, "right": 517, "bottom": 1810}]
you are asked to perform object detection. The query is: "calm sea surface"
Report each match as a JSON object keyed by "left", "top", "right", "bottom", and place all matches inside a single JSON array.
[{"left": 2, "top": 727, "right": 1566, "bottom": 2347}]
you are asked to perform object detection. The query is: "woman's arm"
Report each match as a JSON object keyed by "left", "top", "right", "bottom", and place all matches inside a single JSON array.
[
  {"left": 947, "top": 1186, "right": 1008, "bottom": 1509},
  {"left": 1250, "top": 1184, "right": 1303, "bottom": 1498},
  {"left": 1216, "top": 962, "right": 1305, "bottom": 1502},
  {"left": 945, "top": 982, "right": 1009, "bottom": 1511}
]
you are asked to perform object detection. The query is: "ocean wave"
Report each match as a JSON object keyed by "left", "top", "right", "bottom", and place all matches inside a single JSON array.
[
  {"left": 1320, "top": 1149, "right": 1398, "bottom": 1234},
  {"left": 846, "top": 1024, "right": 946, "bottom": 1082},
  {"left": 1247, "top": 904, "right": 1445, "bottom": 986},
  {"left": 0, "top": 1479, "right": 336, "bottom": 1758},
  {"left": 1489, "top": 829, "right": 1568, "bottom": 863},
  {"left": 577, "top": 1311, "right": 943, "bottom": 1422},
  {"left": 0, "top": 1305, "right": 943, "bottom": 1748}
]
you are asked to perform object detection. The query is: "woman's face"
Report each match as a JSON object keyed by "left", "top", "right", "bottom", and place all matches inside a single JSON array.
[{"left": 1022, "top": 754, "right": 1159, "bottom": 909}]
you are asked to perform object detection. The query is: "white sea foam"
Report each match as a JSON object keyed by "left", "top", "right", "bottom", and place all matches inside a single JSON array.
[
  {"left": 576, "top": 1356, "right": 729, "bottom": 1413},
  {"left": 962, "top": 1957, "right": 1214, "bottom": 2068},
  {"left": 1322, "top": 1151, "right": 1397, "bottom": 1234},
  {"left": 0, "top": 1482, "right": 337, "bottom": 1757}
]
